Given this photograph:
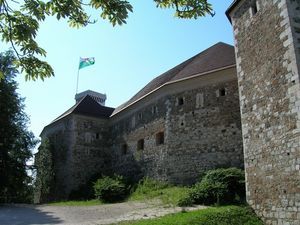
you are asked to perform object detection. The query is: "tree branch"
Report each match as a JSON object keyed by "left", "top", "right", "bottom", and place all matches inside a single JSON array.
[{"left": 2, "top": 1, "right": 26, "bottom": 64}]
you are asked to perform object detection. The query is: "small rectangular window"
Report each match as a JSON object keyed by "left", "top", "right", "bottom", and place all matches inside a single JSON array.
[
  {"left": 152, "top": 106, "right": 158, "bottom": 114},
  {"left": 96, "top": 133, "right": 100, "bottom": 139},
  {"left": 220, "top": 88, "right": 226, "bottom": 96},
  {"left": 138, "top": 113, "right": 143, "bottom": 120},
  {"left": 251, "top": 1, "right": 258, "bottom": 16},
  {"left": 121, "top": 144, "right": 128, "bottom": 155},
  {"left": 137, "top": 139, "right": 144, "bottom": 150},
  {"left": 217, "top": 88, "right": 226, "bottom": 97},
  {"left": 156, "top": 132, "right": 164, "bottom": 145},
  {"left": 177, "top": 97, "right": 184, "bottom": 106},
  {"left": 196, "top": 93, "right": 204, "bottom": 108}
]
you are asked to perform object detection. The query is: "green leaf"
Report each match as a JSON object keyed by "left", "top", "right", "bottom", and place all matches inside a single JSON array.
[{"left": 1, "top": 0, "right": 213, "bottom": 81}]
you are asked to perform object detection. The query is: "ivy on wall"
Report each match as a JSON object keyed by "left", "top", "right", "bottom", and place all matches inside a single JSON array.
[{"left": 34, "top": 138, "right": 54, "bottom": 203}]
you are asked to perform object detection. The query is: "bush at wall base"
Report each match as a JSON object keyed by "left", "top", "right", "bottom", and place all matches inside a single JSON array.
[
  {"left": 178, "top": 167, "right": 245, "bottom": 206},
  {"left": 93, "top": 175, "right": 128, "bottom": 203}
]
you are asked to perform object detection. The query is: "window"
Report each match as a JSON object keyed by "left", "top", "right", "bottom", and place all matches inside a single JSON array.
[
  {"left": 121, "top": 144, "right": 128, "bottom": 155},
  {"left": 96, "top": 133, "right": 100, "bottom": 139},
  {"left": 138, "top": 113, "right": 143, "bottom": 120},
  {"left": 137, "top": 139, "right": 144, "bottom": 150},
  {"left": 196, "top": 93, "right": 204, "bottom": 108},
  {"left": 251, "top": 1, "right": 258, "bottom": 16},
  {"left": 156, "top": 132, "right": 164, "bottom": 145},
  {"left": 217, "top": 88, "right": 226, "bottom": 97},
  {"left": 131, "top": 116, "right": 136, "bottom": 128},
  {"left": 152, "top": 106, "right": 158, "bottom": 115},
  {"left": 178, "top": 97, "right": 184, "bottom": 106},
  {"left": 220, "top": 88, "right": 226, "bottom": 96},
  {"left": 84, "top": 132, "right": 92, "bottom": 143}
]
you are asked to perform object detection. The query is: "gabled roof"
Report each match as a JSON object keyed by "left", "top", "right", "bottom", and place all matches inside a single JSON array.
[
  {"left": 112, "top": 42, "right": 235, "bottom": 116},
  {"left": 47, "top": 95, "right": 115, "bottom": 126}
]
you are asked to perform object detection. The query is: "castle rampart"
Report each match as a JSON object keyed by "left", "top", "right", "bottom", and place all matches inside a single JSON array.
[
  {"left": 110, "top": 67, "right": 243, "bottom": 184},
  {"left": 38, "top": 43, "right": 244, "bottom": 202},
  {"left": 227, "top": 0, "right": 300, "bottom": 224}
]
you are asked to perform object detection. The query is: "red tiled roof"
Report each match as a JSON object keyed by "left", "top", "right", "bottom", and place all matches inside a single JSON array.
[{"left": 112, "top": 42, "right": 235, "bottom": 115}]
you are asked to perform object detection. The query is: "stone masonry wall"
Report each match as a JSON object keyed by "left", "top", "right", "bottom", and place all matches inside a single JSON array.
[
  {"left": 166, "top": 80, "right": 243, "bottom": 184},
  {"left": 40, "top": 114, "right": 111, "bottom": 200},
  {"left": 40, "top": 70, "right": 244, "bottom": 200},
  {"left": 40, "top": 116, "right": 75, "bottom": 200},
  {"left": 230, "top": 0, "right": 300, "bottom": 224},
  {"left": 70, "top": 115, "right": 112, "bottom": 194},
  {"left": 110, "top": 77, "right": 243, "bottom": 185},
  {"left": 36, "top": 116, "right": 74, "bottom": 200}
]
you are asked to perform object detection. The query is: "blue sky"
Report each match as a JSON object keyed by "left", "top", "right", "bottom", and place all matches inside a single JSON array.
[{"left": 13, "top": 0, "right": 234, "bottom": 141}]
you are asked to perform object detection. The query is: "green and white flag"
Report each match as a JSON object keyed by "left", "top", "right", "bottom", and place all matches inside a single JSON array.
[{"left": 79, "top": 57, "right": 95, "bottom": 69}]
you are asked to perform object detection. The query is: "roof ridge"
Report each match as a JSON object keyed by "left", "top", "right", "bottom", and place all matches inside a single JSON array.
[
  {"left": 155, "top": 42, "right": 230, "bottom": 85},
  {"left": 50, "top": 95, "right": 86, "bottom": 124}
]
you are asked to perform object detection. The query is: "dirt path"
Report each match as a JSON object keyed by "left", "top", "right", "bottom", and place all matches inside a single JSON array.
[{"left": 0, "top": 201, "right": 207, "bottom": 225}]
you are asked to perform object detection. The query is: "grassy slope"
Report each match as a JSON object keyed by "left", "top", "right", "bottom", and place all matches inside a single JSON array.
[
  {"left": 119, "top": 206, "right": 264, "bottom": 225},
  {"left": 47, "top": 199, "right": 102, "bottom": 206},
  {"left": 128, "top": 178, "right": 190, "bottom": 206},
  {"left": 46, "top": 186, "right": 188, "bottom": 206},
  {"left": 129, "top": 186, "right": 190, "bottom": 206}
]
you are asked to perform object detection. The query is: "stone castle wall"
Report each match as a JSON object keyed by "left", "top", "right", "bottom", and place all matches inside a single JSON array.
[
  {"left": 70, "top": 115, "right": 112, "bottom": 189},
  {"left": 42, "top": 68, "right": 244, "bottom": 201},
  {"left": 41, "top": 115, "right": 111, "bottom": 200},
  {"left": 230, "top": 0, "right": 300, "bottom": 224},
  {"left": 110, "top": 68, "right": 244, "bottom": 185},
  {"left": 40, "top": 116, "right": 75, "bottom": 200}
]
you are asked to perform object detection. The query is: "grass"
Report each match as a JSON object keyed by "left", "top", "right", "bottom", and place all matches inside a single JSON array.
[
  {"left": 128, "top": 178, "right": 190, "bottom": 206},
  {"left": 129, "top": 186, "right": 190, "bottom": 205},
  {"left": 118, "top": 206, "right": 264, "bottom": 225},
  {"left": 47, "top": 199, "right": 102, "bottom": 206},
  {"left": 46, "top": 179, "right": 188, "bottom": 206}
]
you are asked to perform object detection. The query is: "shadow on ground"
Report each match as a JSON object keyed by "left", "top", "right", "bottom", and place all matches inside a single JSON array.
[{"left": 0, "top": 204, "right": 62, "bottom": 225}]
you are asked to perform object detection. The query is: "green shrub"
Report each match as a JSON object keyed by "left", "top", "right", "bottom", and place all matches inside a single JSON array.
[
  {"left": 69, "top": 172, "right": 104, "bottom": 200},
  {"left": 93, "top": 175, "right": 128, "bottom": 203},
  {"left": 177, "top": 190, "right": 194, "bottom": 207},
  {"left": 132, "top": 177, "right": 170, "bottom": 195},
  {"left": 178, "top": 168, "right": 245, "bottom": 206}
]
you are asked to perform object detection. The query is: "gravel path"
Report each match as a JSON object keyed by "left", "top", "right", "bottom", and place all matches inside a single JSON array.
[{"left": 0, "top": 202, "right": 207, "bottom": 225}]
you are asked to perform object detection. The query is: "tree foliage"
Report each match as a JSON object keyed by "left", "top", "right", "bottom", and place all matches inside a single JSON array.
[
  {"left": 34, "top": 138, "right": 54, "bottom": 203},
  {"left": 0, "top": 50, "right": 37, "bottom": 203},
  {"left": 0, "top": 0, "right": 213, "bottom": 81}
]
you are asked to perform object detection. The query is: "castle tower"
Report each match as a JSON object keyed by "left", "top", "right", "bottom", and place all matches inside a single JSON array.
[
  {"left": 227, "top": 0, "right": 300, "bottom": 224},
  {"left": 75, "top": 90, "right": 107, "bottom": 106}
]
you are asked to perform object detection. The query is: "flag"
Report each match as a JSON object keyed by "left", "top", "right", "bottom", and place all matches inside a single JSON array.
[{"left": 79, "top": 57, "right": 95, "bottom": 69}]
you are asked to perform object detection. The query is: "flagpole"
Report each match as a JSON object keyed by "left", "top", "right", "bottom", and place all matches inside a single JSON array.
[
  {"left": 76, "top": 68, "right": 80, "bottom": 94},
  {"left": 76, "top": 57, "right": 80, "bottom": 94}
]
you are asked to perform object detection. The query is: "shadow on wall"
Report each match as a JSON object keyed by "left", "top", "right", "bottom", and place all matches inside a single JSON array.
[
  {"left": 110, "top": 136, "right": 144, "bottom": 184},
  {"left": 67, "top": 135, "right": 144, "bottom": 200},
  {"left": 0, "top": 205, "right": 62, "bottom": 225}
]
